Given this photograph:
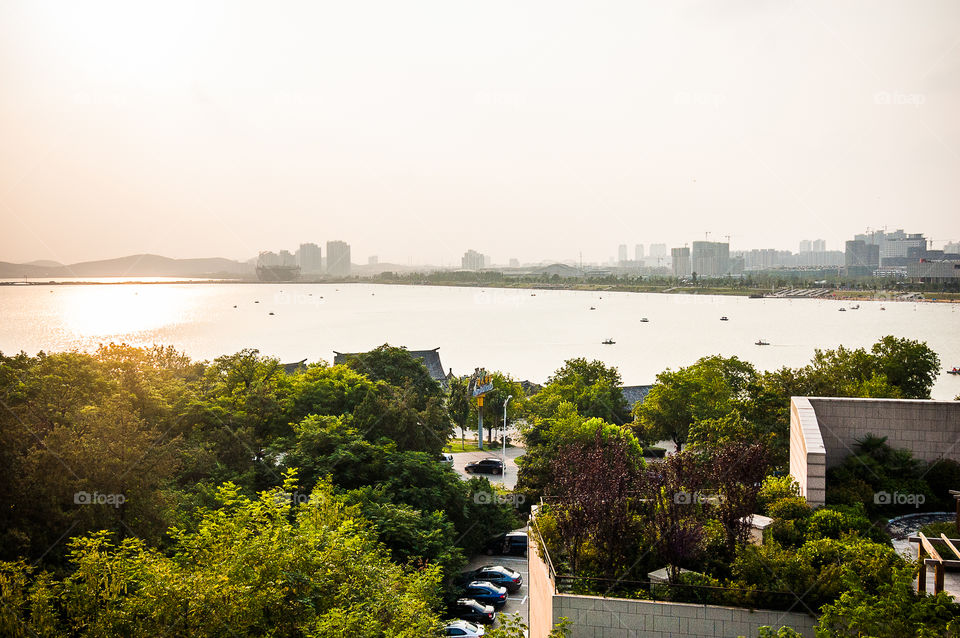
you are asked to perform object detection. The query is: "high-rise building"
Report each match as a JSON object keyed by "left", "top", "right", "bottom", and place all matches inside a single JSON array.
[
  {"left": 853, "top": 228, "right": 925, "bottom": 266},
  {"left": 509, "top": 258, "right": 520, "bottom": 268},
  {"left": 945, "top": 242, "right": 960, "bottom": 256},
  {"left": 326, "top": 240, "right": 352, "bottom": 276},
  {"left": 367, "top": 255, "right": 379, "bottom": 265},
  {"left": 691, "top": 241, "right": 730, "bottom": 277},
  {"left": 298, "top": 243, "right": 322, "bottom": 274},
  {"left": 618, "top": 244, "right": 628, "bottom": 263},
  {"left": 671, "top": 247, "right": 691, "bottom": 277},
  {"left": 257, "top": 250, "right": 280, "bottom": 266},
  {"left": 461, "top": 249, "right": 487, "bottom": 270},
  {"left": 845, "top": 240, "right": 880, "bottom": 275},
  {"left": 635, "top": 244, "right": 644, "bottom": 261},
  {"left": 278, "top": 250, "right": 297, "bottom": 267},
  {"left": 799, "top": 240, "right": 812, "bottom": 253},
  {"left": 649, "top": 243, "right": 667, "bottom": 258},
  {"left": 880, "top": 230, "right": 925, "bottom": 265},
  {"left": 812, "top": 239, "right": 826, "bottom": 252}
]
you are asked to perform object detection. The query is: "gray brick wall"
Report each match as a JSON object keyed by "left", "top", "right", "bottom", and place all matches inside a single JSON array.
[
  {"left": 553, "top": 593, "right": 817, "bottom": 638},
  {"left": 790, "top": 397, "right": 960, "bottom": 507}
]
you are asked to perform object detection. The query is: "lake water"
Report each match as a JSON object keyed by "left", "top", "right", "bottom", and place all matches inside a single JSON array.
[{"left": 1, "top": 282, "right": 958, "bottom": 399}]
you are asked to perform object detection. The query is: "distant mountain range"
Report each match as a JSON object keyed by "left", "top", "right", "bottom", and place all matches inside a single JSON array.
[{"left": 0, "top": 254, "right": 254, "bottom": 279}]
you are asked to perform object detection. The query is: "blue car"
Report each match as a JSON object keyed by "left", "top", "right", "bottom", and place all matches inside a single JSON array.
[
  {"left": 460, "top": 565, "right": 523, "bottom": 593},
  {"left": 461, "top": 581, "right": 508, "bottom": 608}
]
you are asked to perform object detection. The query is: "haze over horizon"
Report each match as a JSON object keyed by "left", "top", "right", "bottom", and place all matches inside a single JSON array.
[{"left": 2, "top": 1, "right": 959, "bottom": 266}]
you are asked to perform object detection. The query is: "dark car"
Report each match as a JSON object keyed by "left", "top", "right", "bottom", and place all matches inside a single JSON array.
[
  {"left": 459, "top": 565, "right": 523, "bottom": 593},
  {"left": 461, "top": 581, "right": 508, "bottom": 608},
  {"left": 450, "top": 598, "right": 497, "bottom": 625},
  {"left": 482, "top": 531, "right": 528, "bottom": 557},
  {"left": 464, "top": 458, "right": 504, "bottom": 475}
]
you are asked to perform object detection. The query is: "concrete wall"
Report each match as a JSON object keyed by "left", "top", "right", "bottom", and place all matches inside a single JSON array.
[
  {"left": 790, "top": 397, "right": 827, "bottom": 507},
  {"left": 530, "top": 532, "right": 555, "bottom": 638},
  {"left": 553, "top": 594, "right": 817, "bottom": 638},
  {"left": 789, "top": 397, "right": 960, "bottom": 507},
  {"left": 528, "top": 528, "right": 817, "bottom": 638}
]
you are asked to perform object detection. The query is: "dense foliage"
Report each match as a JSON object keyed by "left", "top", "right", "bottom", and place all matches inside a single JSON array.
[
  {"left": 519, "top": 338, "right": 958, "bottom": 636},
  {"left": 0, "top": 345, "right": 520, "bottom": 636},
  {"left": 630, "top": 336, "right": 941, "bottom": 470}
]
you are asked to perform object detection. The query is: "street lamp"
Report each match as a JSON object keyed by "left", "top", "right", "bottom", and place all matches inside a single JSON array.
[{"left": 502, "top": 395, "right": 512, "bottom": 484}]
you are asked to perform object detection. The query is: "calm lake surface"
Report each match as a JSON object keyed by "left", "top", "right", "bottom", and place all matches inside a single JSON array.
[{"left": 1, "top": 282, "right": 958, "bottom": 399}]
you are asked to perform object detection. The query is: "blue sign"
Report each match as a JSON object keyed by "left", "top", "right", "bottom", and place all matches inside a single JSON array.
[{"left": 472, "top": 372, "right": 494, "bottom": 397}]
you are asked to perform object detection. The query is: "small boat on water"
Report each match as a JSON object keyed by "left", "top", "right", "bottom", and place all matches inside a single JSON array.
[
  {"left": 589, "top": 306, "right": 596, "bottom": 310},
  {"left": 755, "top": 339, "right": 770, "bottom": 346},
  {"left": 640, "top": 317, "right": 649, "bottom": 323},
  {"left": 838, "top": 308, "right": 846, "bottom": 312},
  {"left": 602, "top": 338, "right": 616, "bottom": 345},
  {"left": 850, "top": 304, "right": 860, "bottom": 310},
  {"left": 948, "top": 367, "right": 960, "bottom": 376},
  {"left": 720, "top": 316, "right": 729, "bottom": 321},
  {"left": 880, "top": 306, "right": 886, "bottom": 311}
]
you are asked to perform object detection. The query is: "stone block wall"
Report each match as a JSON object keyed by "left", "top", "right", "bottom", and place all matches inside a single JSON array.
[
  {"left": 529, "top": 526, "right": 818, "bottom": 638},
  {"left": 789, "top": 397, "right": 960, "bottom": 507},
  {"left": 552, "top": 594, "right": 817, "bottom": 638},
  {"left": 790, "top": 397, "right": 827, "bottom": 506}
]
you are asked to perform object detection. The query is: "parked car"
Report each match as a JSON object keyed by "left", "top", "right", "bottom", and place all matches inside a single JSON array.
[
  {"left": 439, "top": 452, "right": 454, "bottom": 466},
  {"left": 482, "top": 531, "right": 528, "bottom": 557},
  {"left": 443, "top": 619, "right": 485, "bottom": 636},
  {"left": 465, "top": 458, "right": 504, "bottom": 475},
  {"left": 461, "top": 581, "right": 508, "bottom": 608},
  {"left": 459, "top": 565, "right": 523, "bottom": 592},
  {"left": 450, "top": 598, "right": 496, "bottom": 625}
]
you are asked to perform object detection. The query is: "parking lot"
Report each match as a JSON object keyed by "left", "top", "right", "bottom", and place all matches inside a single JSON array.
[{"left": 463, "top": 541, "right": 529, "bottom": 631}]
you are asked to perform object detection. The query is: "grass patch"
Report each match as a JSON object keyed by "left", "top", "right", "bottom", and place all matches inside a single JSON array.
[{"left": 444, "top": 438, "right": 515, "bottom": 453}]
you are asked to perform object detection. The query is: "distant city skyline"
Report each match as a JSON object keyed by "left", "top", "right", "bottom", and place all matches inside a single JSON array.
[{"left": 1, "top": 2, "right": 958, "bottom": 265}]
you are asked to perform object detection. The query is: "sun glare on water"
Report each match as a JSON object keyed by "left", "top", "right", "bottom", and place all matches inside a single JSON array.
[{"left": 61, "top": 286, "right": 188, "bottom": 338}]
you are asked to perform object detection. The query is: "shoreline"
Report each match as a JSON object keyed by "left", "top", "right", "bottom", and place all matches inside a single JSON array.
[{"left": 2, "top": 277, "right": 958, "bottom": 303}]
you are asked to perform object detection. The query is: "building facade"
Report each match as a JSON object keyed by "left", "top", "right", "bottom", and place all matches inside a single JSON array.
[
  {"left": 690, "top": 241, "right": 730, "bottom": 277},
  {"left": 461, "top": 249, "right": 487, "bottom": 270},
  {"left": 671, "top": 246, "right": 691, "bottom": 277},
  {"left": 844, "top": 239, "right": 879, "bottom": 275},
  {"left": 298, "top": 243, "right": 322, "bottom": 274},
  {"left": 326, "top": 240, "right": 352, "bottom": 276}
]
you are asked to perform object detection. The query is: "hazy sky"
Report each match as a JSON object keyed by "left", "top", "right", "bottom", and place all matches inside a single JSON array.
[{"left": 1, "top": 1, "right": 959, "bottom": 265}]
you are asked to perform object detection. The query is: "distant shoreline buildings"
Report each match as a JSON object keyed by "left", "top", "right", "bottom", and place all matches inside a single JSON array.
[
  {"left": 250, "top": 226, "right": 957, "bottom": 284},
  {"left": 256, "top": 240, "right": 353, "bottom": 280}
]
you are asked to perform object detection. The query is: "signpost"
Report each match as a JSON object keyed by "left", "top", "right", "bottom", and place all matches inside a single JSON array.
[{"left": 471, "top": 370, "right": 494, "bottom": 450}]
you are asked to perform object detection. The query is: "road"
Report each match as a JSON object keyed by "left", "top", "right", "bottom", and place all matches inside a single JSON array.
[{"left": 450, "top": 443, "right": 524, "bottom": 490}]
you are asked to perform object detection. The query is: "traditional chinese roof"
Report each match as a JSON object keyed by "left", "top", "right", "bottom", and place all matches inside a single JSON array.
[
  {"left": 621, "top": 385, "right": 654, "bottom": 410},
  {"left": 333, "top": 347, "right": 449, "bottom": 388}
]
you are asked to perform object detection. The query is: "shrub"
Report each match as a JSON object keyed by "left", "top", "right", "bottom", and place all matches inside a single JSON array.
[
  {"left": 825, "top": 477, "right": 873, "bottom": 509},
  {"left": 758, "top": 476, "right": 800, "bottom": 514},
  {"left": 767, "top": 497, "right": 812, "bottom": 521},
  {"left": 925, "top": 460, "right": 960, "bottom": 511}
]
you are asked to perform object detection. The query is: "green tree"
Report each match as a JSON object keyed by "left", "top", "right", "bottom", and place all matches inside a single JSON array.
[
  {"left": 288, "top": 363, "right": 375, "bottom": 422},
  {"left": 447, "top": 375, "right": 472, "bottom": 447},
  {"left": 338, "top": 344, "right": 443, "bottom": 409},
  {"left": 634, "top": 356, "right": 756, "bottom": 451},
  {"left": 870, "top": 336, "right": 940, "bottom": 399},
  {"left": 473, "top": 372, "right": 527, "bottom": 445},
  {"left": 0, "top": 476, "right": 444, "bottom": 637},
  {"left": 816, "top": 565, "right": 960, "bottom": 638},
  {"left": 528, "top": 358, "right": 629, "bottom": 424}
]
